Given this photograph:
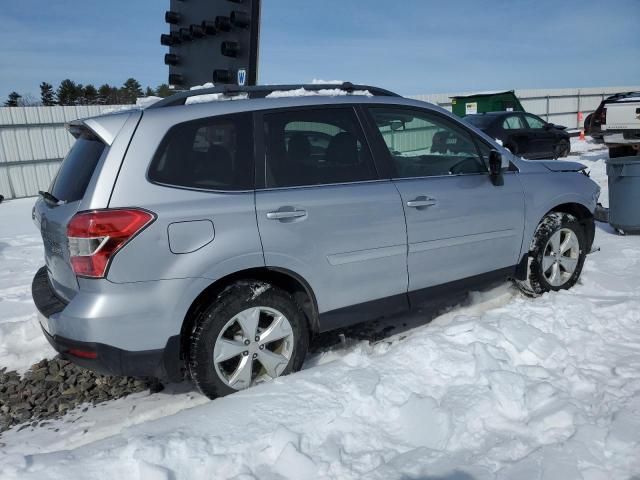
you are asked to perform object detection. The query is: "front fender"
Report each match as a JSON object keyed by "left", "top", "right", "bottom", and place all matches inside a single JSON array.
[{"left": 519, "top": 172, "right": 599, "bottom": 255}]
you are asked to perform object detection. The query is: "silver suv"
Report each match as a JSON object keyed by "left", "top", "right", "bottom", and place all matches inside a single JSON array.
[{"left": 32, "top": 83, "right": 599, "bottom": 399}]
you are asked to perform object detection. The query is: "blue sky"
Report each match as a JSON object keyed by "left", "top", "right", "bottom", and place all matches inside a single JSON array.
[{"left": 1, "top": 0, "right": 638, "bottom": 100}]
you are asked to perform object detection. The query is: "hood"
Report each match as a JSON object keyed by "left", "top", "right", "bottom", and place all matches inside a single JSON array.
[{"left": 539, "top": 160, "right": 587, "bottom": 172}]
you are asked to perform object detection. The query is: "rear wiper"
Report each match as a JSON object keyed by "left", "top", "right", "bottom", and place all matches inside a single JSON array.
[{"left": 38, "top": 190, "right": 66, "bottom": 206}]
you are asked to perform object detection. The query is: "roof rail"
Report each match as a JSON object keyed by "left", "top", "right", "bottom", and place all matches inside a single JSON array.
[{"left": 147, "top": 82, "right": 401, "bottom": 109}]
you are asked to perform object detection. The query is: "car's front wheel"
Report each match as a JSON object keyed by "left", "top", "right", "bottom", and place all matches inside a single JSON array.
[
  {"left": 188, "top": 281, "right": 309, "bottom": 399},
  {"left": 517, "top": 212, "right": 587, "bottom": 296},
  {"left": 555, "top": 139, "right": 570, "bottom": 159}
]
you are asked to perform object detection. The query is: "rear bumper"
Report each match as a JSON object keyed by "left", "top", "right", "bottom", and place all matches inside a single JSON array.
[
  {"left": 604, "top": 132, "right": 640, "bottom": 145},
  {"left": 32, "top": 266, "right": 183, "bottom": 381}
]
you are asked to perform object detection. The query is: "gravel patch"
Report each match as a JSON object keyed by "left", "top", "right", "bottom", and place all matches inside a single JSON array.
[{"left": 0, "top": 357, "right": 162, "bottom": 433}]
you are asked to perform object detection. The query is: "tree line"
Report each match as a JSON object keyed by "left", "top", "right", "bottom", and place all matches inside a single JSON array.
[{"left": 3, "top": 78, "right": 173, "bottom": 107}]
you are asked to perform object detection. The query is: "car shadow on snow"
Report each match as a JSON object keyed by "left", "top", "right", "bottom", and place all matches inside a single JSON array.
[{"left": 309, "top": 282, "right": 502, "bottom": 354}]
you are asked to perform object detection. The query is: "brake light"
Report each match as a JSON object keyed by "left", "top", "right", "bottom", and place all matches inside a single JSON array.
[
  {"left": 67, "top": 348, "right": 97, "bottom": 359},
  {"left": 67, "top": 209, "right": 155, "bottom": 278},
  {"left": 601, "top": 108, "right": 607, "bottom": 124}
]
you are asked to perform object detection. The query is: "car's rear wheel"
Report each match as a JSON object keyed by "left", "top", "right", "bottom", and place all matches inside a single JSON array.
[
  {"left": 188, "top": 281, "right": 309, "bottom": 399},
  {"left": 517, "top": 212, "right": 587, "bottom": 296}
]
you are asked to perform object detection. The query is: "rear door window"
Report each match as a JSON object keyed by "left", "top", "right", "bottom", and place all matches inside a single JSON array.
[
  {"left": 263, "top": 108, "right": 376, "bottom": 188},
  {"left": 50, "top": 133, "right": 105, "bottom": 202},
  {"left": 149, "top": 113, "right": 254, "bottom": 191},
  {"left": 503, "top": 115, "right": 526, "bottom": 130}
]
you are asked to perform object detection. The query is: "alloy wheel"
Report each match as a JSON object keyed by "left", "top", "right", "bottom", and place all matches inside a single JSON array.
[
  {"left": 212, "top": 306, "right": 294, "bottom": 390},
  {"left": 542, "top": 228, "right": 580, "bottom": 287}
]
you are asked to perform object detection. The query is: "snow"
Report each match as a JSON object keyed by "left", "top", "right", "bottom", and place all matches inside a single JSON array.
[
  {"left": 1, "top": 138, "right": 640, "bottom": 479},
  {"left": 184, "top": 82, "right": 249, "bottom": 105},
  {"left": 266, "top": 88, "right": 373, "bottom": 98},
  {"left": 0, "top": 201, "right": 55, "bottom": 373}
]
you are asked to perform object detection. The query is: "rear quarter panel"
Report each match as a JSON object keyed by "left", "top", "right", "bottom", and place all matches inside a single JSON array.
[{"left": 106, "top": 105, "right": 265, "bottom": 285}]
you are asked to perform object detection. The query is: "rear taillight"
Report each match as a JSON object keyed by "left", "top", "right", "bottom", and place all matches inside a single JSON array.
[
  {"left": 67, "top": 348, "right": 97, "bottom": 359},
  {"left": 67, "top": 208, "right": 155, "bottom": 278},
  {"left": 601, "top": 108, "right": 607, "bottom": 124}
]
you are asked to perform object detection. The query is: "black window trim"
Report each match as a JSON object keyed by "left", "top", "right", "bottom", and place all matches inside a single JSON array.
[
  {"left": 361, "top": 104, "right": 499, "bottom": 181},
  {"left": 146, "top": 112, "right": 256, "bottom": 194},
  {"left": 253, "top": 103, "right": 384, "bottom": 191}
]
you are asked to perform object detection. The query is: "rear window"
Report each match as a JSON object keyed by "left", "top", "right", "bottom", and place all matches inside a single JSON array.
[
  {"left": 148, "top": 113, "right": 254, "bottom": 191},
  {"left": 50, "top": 133, "right": 106, "bottom": 202},
  {"left": 464, "top": 115, "right": 495, "bottom": 128}
]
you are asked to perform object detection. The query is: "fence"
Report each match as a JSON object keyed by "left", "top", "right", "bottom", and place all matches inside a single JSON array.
[
  {"left": 411, "top": 85, "right": 640, "bottom": 130},
  {"left": 2, "top": 85, "right": 639, "bottom": 200},
  {"left": 0, "top": 105, "right": 127, "bottom": 200}
]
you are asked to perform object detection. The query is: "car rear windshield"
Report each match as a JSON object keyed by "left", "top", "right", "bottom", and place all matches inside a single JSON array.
[
  {"left": 50, "top": 132, "right": 106, "bottom": 203},
  {"left": 464, "top": 115, "right": 496, "bottom": 128}
]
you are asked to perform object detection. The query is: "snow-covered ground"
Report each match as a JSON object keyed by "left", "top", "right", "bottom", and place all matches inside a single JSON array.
[{"left": 1, "top": 138, "right": 639, "bottom": 479}]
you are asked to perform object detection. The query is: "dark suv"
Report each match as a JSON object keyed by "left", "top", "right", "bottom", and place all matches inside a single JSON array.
[{"left": 465, "top": 111, "right": 570, "bottom": 160}]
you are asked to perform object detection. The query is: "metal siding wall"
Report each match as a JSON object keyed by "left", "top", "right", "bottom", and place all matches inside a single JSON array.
[
  {"left": 411, "top": 85, "right": 640, "bottom": 129},
  {"left": 0, "top": 105, "right": 127, "bottom": 200}
]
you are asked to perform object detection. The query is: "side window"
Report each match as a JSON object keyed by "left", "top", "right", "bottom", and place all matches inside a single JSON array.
[
  {"left": 264, "top": 108, "right": 376, "bottom": 188},
  {"left": 524, "top": 114, "right": 546, "bottom": 129},
  {"left": 149, "top": 113, "right": 253, "bottom": 191},
  {"left": 368, "top": 107, "right": 488, "bottom": 178},
  {"left": 503, "top": 115, "right": 526, "bottom": 130}
]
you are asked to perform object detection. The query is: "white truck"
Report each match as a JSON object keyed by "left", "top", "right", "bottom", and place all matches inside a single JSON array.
[{"left": 602, "top": 96, "right": 640, "bottom": 158}]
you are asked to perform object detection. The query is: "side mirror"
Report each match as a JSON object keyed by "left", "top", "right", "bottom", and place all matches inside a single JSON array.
[
  {"left": 489, "top": 150, "right": 504, "bottom": 186},
  {"left": 544, "top": 123, "right": 552, "bottom": 130}
]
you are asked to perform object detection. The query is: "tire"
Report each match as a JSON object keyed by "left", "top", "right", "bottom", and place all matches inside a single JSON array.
[
  {"left": 188, "top": 281, "right": 309, "bottom": 399},
  {"left": 517, "top": 212, "right": 587, "bottom": 296},
  {"left": 584, "top": 114, "right": 593, "bottom": 135},
  {"left": 608, "top": 146, "right": 636, "bottom": 158},
  {"left": 554, "top": 139, "right": 570, "bottom": 159}
]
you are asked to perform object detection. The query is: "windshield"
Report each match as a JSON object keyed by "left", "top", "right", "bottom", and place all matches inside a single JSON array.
[{"left": 50, "top": 133, "right": 105, "bottom": 202}]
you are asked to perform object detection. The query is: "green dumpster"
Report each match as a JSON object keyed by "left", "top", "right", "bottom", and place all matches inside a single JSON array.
[{"left": 451, "top": 90, "right": 524, "bottom": 118}]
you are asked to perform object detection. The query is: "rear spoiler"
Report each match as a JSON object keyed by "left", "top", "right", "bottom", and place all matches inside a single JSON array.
[{"left": 66, "top": 111, "right": 139, "bottom": 146}]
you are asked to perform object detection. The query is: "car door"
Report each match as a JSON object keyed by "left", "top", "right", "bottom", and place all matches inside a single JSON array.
[
  {"left": 364, "top": 106, "right": 525, "bottom": 303},
  {"left": 523, "top": 113, "right": 555, "bottom": 158},
  {"left": 254, "top": 106, "right": 409, "bottom": 330},
  {"left": 501, "top": 113, "right": 532, "bottom": 157}
]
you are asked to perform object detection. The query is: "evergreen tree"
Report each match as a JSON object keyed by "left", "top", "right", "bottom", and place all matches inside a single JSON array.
[
  {"left": 4, "top": 92, "right": 22, "bottom": 107},
  {"left": 40, "top": 82, "right": 56, "bottom": 106},
  {"left": 97, "top": 84, "right": 113, "bottom": 104},
  {"left": 57, "top": 79, "right": 82, "bottom": 105},
  {"left": 144, "top": 86, "right": 156, "bottom": 97},
  {"left": 120, "top": 78, "right": 143, "bottom": 104},
  {"left": 155, "top": 84, "right": 172, "bottom": 98},
  {"left": 83, "top": 84, "right": 98, "bottom": 105}
]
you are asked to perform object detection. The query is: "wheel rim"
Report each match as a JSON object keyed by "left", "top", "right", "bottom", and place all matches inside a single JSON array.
[
  {"left": 542, "top": 228, "right": 580, "bottom": 287},
  {"left": 213, "top": 306, "right": 294, "bottom": 390}
]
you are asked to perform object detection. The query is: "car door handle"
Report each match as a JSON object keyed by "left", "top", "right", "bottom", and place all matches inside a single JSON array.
[
  {"left": 406, "top": 198, "right": 437, "bottom": 208},
  {"left": 266, "top": 209, "right": 307, "bottom": 220}
]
